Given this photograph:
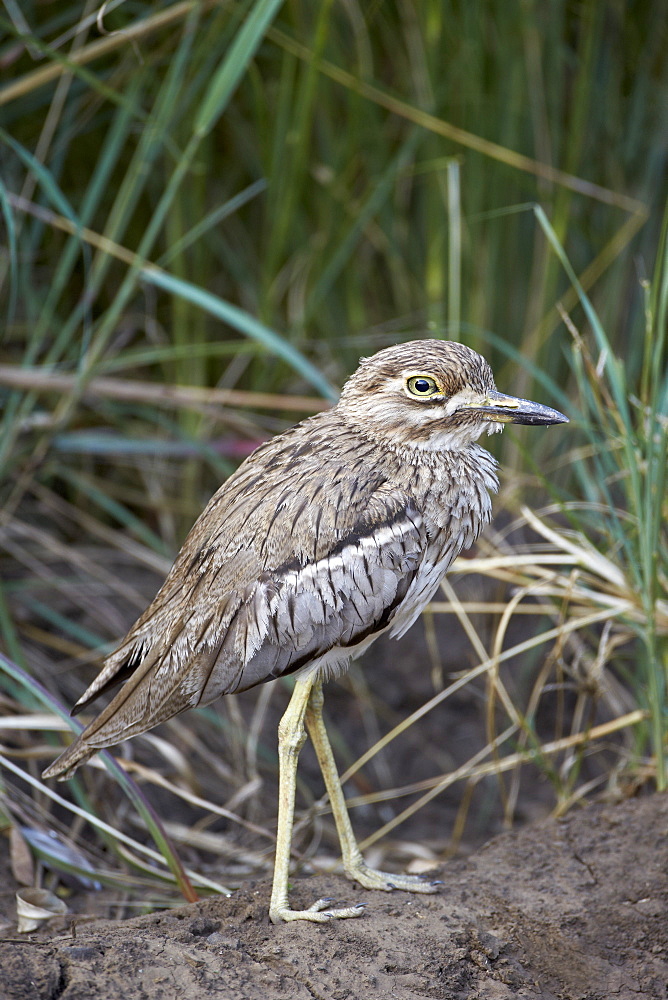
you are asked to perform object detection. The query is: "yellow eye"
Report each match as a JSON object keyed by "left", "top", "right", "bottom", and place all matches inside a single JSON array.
[{"left": 406, "top": 375, "right": 440, "bottom": 397}]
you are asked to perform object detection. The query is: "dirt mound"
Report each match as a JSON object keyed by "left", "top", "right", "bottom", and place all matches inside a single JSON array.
[{"left": 1, "top": 793, "right": 667, "bottom": 1000}]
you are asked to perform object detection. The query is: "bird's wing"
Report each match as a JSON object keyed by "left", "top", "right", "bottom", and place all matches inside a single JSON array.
[
  {"left": 68, "top": 417, "right": 405, "bottom": 716},
  {"left": 218, "top": 498, "right": 427, "bottom": 693},
  {"left": 44, "top": 484, "right": 427, "bottom": 779}
]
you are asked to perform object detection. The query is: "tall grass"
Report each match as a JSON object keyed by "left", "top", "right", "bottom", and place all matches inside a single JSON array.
[
  {"left": 0, "top": 1, "right": 666, "bottom": 905},
  {"left": 537, "top": 206, "right": 668, "bottom": 787}
]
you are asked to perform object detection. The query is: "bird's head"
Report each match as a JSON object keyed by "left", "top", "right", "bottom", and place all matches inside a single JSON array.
[{"left": 338, "top": 340, "right": 568, "bottom": 452}]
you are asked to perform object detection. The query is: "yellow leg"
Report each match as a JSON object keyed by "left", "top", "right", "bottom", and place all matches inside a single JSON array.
[
  {"left": 268, "top": 674, "right": 365, "bottom": 924},
  {"left": 305, "top": 679, "right": 439, "bottom": 895}
]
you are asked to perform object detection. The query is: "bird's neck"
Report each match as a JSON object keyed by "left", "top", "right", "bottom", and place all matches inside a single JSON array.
[{"left": 338, "top": 407, "right": 498, "bottom": 473}]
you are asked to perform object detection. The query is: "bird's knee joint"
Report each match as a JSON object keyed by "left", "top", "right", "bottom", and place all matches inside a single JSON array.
[{"left": 277, "top": 723, "right": 308, "bottom": 756}]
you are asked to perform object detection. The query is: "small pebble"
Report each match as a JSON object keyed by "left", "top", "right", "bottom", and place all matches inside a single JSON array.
[
  {"left": 206, "top": 932, "right": 240, "bottom": 949},
  {"left": 60, "top": 946, "right": 101, "bottom": 961}
]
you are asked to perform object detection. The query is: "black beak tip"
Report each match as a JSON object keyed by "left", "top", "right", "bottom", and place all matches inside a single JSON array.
[
  {"left": 481, "top": 392, "right": 569, "bottom": 427},
  {"left": 507, "top": 400, "right": 569, "bottom": 427},
  {"left": 518, "top": 407, "right": 569, "bottom": 427}
]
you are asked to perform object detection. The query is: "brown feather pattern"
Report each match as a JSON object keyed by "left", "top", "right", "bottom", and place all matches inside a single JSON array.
[{"left": 44, "top": 340, "right": 515, "bottom": 779}]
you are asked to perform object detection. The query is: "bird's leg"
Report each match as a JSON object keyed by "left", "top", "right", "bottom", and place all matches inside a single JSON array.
[
  {"left": 269, "top": 674, "right": 365, "bottom": 924},
  {"left": 305, "top": 679, "right": 439, "bottom": 895}
]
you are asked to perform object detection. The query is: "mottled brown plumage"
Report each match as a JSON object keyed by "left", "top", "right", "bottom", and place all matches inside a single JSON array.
[{"left": 43, "top": 339, "right": 567, "bottom": 923}]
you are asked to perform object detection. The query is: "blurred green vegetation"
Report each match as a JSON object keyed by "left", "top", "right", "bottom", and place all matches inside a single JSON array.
[{"left": 2, "top": 2, "right": 665, "bottom": 388}]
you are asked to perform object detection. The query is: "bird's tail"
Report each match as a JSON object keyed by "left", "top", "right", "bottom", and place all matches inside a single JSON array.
[
  {"left": 42, "top": 638, "right": 211, "bottom": 782},
  {"left": 42, "top": 737, "right": 96, "bottom": 781}
]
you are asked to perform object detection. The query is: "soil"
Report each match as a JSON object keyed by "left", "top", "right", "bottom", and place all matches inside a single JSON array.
[{"left": 1, "top": 792, "right": 667, "bottom": 1000}]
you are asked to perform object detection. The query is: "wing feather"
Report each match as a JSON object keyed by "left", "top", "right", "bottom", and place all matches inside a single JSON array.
[
  {"left": 210, "top": 506, "right": 425, "bottom": 695},
  {"left": 45, "top": 501, "right": 426, "bottom": 779},
  {"left": 43, "top": 414, "right": 432, "bottom": 779}
]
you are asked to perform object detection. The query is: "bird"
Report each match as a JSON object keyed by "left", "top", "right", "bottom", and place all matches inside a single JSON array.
[{"left": 43, "top": 339, "right": 568, "bottom": 924}]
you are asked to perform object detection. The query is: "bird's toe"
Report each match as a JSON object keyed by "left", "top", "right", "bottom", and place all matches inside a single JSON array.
[
  {"left": 346, "top": 863, "right": 441, "bottom": 894},
  {"left": 269, "top": 897, "right": 366, "bottom": 924}
]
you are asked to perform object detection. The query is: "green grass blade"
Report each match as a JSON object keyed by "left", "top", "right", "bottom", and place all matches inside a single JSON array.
[
  {"left": 0, "top": 652, "right": 204, "bottom": 901},
  {"left": 194, "top": 0, "right": 286, "bottom": 137},
  {"left": 141, "top": 266, "right": 337, "bottom": 399}
]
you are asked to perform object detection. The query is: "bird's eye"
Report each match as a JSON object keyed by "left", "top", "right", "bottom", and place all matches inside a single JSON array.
[{"left": 406, "top": 375, "right": 440, "bottom": 397}]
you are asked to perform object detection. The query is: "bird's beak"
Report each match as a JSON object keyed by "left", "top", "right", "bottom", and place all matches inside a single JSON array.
[{"left": 462, "top": 390, "right": 569, "bottom": 426}]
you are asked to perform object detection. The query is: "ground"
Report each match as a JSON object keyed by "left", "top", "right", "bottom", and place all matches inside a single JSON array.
[{"left": 1, "top": 792, "right": 667, "bottom": 1000}]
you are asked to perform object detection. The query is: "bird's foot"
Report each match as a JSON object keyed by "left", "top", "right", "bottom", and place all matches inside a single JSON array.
[
  {"left": 269, "top": 897, "right": 366, "bottom": 925},
  {"left": 345, "top": 861, "right": 441, "bottom": 894}
]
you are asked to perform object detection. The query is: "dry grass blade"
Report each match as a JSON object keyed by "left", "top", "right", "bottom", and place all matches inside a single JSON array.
[
  {"left": 341, "top": 604, "right": 629, "bottom": 786},
  {"left": 0, "top": 752, "right": 230, "bottom": 895},
  {"left": 266, "top": 26, "right": 647, "bottom": 213},
  {"left": 0, "top": 364, "right": 329, "bottom": 415},
  {"left": 122, "top": 761, "right": 274, "bottom": 843},
  {"left": 355, "top": 710, "right": 647, "bottom": 850},
  {"left": 0, "top": 1, "right": 219, "bottom": 107}
]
